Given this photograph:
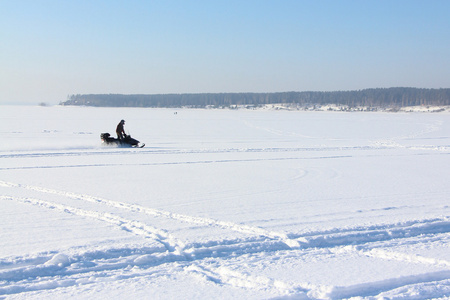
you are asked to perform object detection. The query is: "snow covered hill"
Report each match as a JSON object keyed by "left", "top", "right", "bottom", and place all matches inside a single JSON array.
[{"left": 0, "top": 106, "right": 449, "bottom": 299}]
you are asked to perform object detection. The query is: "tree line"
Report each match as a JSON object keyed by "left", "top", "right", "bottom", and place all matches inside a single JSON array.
[{"left": 60, "top": 88, "right": 450, "bottom": 108}]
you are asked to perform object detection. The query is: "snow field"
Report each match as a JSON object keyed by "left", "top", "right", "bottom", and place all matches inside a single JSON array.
[{"left": 0, "top": 106, "right": 449, "bottom": 299}]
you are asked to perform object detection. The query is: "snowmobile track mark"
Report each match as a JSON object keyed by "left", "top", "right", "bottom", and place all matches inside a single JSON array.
[
  {"left": 2, "top": 181, "right": 450, "bottom": 299},
  {"left": 2, "top": 180, "right": 450, "bottom": 253},
  {"left": 0, "top": 180, "right": 301, "bottom": 249},
  {"left": 0, "top": 195, "right": 185, "bottom": 253}
]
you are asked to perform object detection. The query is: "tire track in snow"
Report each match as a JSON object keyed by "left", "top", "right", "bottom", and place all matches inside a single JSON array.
[
  {"left": 355, "top": 248, "right": 450, "bottom": 268},
  {"left": 291, "top": 217, "right": 450, "bottom": 250},
  {"left": 1, "top": 141, "right": 447, "bottom": 160},
  {"left": 0, "top": 155, "right": 354, "bottom": 171},
  {"left": 307, "top": 271, "right": 450, "bottom": 299},
  {"left": 1, "top": 149, "right": 447, "bottom": 172},
  {"left": 0, "top": 194, "right": 189, "bottom": 295},
  {"left": 2, "top": 180, "right": 450, "bottom": 255},
  {"left": 2, "top": 181, "right": 450, "bottom": 298},
  {"left": 0, "top": 195, "right": 185, "bottom": 254},
  {"left": 0, "top": 194, "right": 300, "bottom": 297},
  {"left": 184, "top": 251, "right": 450, "bottom": 300},
  {"left": 0, "top": 180, "right": 301, "bottom": 249},
  {"left": 0, "top": 182, "right": 304, "bottom": 296},
  {"left": 0, "top": 269, "right": 168, "bottom": 297},
  {"left": 184, "top": 264, "right": 312, "bottom": 297},
  {"left": 329, "top": 244, "right": 450, "bottom": 271},
  {"left": 0, "top": 146, "right": 372, "bottom": 159}
]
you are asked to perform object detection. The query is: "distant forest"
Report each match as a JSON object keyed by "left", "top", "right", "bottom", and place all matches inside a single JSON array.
[{"left": 60, "top": 88, "right": 450, "bottom": 108}]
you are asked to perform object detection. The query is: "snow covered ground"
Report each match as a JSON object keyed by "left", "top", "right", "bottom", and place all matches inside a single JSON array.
[{"left": 0, "top": 105, "right": 449, "bottom": 299}]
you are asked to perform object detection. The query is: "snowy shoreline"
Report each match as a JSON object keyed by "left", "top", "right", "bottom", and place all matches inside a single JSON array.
[
  {"left": 4, "top": 104, "right": 450, "bottom": 113},
  {"left": 226, "top": 104, "right": 450, "bottom": 113}
]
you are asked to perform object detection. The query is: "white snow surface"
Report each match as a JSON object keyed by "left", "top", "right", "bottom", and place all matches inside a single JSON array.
[{"left": 0, "top": 106, "right": 449, "bottom": 299}]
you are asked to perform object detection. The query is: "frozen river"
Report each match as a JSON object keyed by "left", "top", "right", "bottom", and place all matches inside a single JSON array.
[{"left": 1, "top": 106, "right": 449, "bottom": 299}]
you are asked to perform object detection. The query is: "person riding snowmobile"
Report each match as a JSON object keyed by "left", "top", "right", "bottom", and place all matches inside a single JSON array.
[{"left": 116, "top": 120, "right": 126, "bottom": 140}]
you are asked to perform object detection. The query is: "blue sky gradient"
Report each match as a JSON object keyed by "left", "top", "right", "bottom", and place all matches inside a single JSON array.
[{"left": 1, "top": 0, "right": 450, "bottom": 104}]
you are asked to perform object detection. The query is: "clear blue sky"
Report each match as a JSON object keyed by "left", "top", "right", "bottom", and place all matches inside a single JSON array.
[{"left": 1, "top": 0, "right": 450, "bottom": 104}]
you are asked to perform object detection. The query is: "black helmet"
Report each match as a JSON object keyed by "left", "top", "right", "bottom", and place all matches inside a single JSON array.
[{"left": 121, "top": 119, "right": 125, "bottom": 123}]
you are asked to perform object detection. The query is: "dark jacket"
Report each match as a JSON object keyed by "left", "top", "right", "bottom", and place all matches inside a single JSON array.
[{"left": 116, "top": 121, "right": 125, "bottom": 138}]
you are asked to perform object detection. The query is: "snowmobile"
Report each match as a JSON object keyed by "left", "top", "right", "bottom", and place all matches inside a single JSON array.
[{"left": 100, "top": 133, "right": 145, "bottom": 148}]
